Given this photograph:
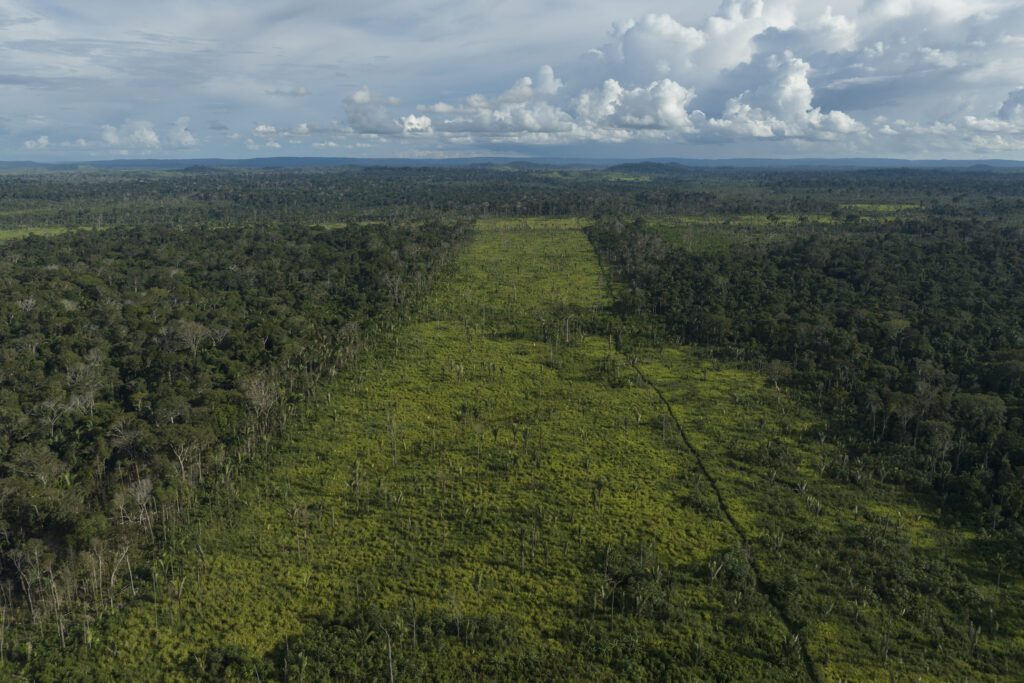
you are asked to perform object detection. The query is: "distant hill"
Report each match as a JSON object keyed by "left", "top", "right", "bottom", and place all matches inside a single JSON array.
[
  {"left": 606, "top": 159, "right": 1024, "bottom": 174},
  {"left": 2, "top": 156, "right": 1024, "bottom": 172}
]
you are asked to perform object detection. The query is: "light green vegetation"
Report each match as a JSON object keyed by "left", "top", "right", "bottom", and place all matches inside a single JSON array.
[
  {"left": 641, "top": 215, "right": 816, "bottom": 253},
  {"left": 840, "top": 203, "right": 921, "bottom": 212},
  {"left": 0, "top": 225, "right": 81, "bottom": 240},
  {"left": 643, "top": 207, "right": 925, "bottom": 253},
  {"left": 600, "top": 172, "right": 651, "bottom": 182},
  {"left": 31, "top": 218, "right": 804, "bottom": 679},
  {"left": 316, "top": 221, "right": 385, "bottom": 228},
  {"left": 491, "top": 168, "right": 649, "bottom": 182},
  {"left": 637, "top": 348, "right": 1024, "bottom": 680}
]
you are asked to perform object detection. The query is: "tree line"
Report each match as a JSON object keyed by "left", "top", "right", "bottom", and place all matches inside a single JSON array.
[
  {"left": 586, "top": 213, "right": 1024, "bottom": 539},
  {"left": 0, "top": 218, "right": 468, "bottom": 647}
]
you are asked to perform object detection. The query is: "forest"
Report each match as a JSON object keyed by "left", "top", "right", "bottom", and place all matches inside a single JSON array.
[
  {"left": 586, "top": 210, "right": 1024, "bottom": 532},
  {"left": 0, "top": 164, "right": 1022, "bottom": 680}
]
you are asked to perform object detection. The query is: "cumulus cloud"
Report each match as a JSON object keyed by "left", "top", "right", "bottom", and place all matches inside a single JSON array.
[
  {"left": 577, "top": 78, "right": 699, "bottom": 137},
  {"left": 23, "top": 135, "right": 49, "bottom": 149},
  {"left": 344, "top": 86, "right": 404, "bottom": 135},
  {"left": 167, "top": 117, "right": 198, "bottom": 148},
  {"left": 250, "top": 121, "right": 349, "bottom": 142},
  {"left": 401, "top": 114, "right": 432, "bottom": 135},
  {"left": 338, "top": 7, "right": 868, "bottom": 147},
  {"left": 535, "top": 65, "right": 563, "bottom": 96},
  {"left": 598, "top": 2, "right": 797, "bottom": 88},
  {"left": 100, "top": 120, "right": 160, "bottom": 149},
  {"left": 421, "top": 76, "right": 576, "bottom": 142},
  {"left": 962, "top": 88, "right": 1024, "bottom": 137},
  {"left": 998, "top": 88, "right": 1024, "bottom": 122},
  {"left": 6, "top": 0, "right": 1024, "bottom": 157},
  {"left": 708, "top": 52, "right": 864, "bottom": 140}
]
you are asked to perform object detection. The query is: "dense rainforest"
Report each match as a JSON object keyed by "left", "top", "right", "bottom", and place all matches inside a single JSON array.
[
  {"left": 0, "top": 215, "right": 468, "bottom": 648},
  {"left": 5, "top": 164, "right": 1024, "bottom": 231},
  {"left": 586, "top": 214, "right": 1024, "bottom": 536},
  {"left": 0, "top": 164, "right": 1021, "bottom": 679}
]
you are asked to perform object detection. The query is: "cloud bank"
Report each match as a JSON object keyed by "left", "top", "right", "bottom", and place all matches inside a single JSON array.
[{"left": 3, "top": 0, "right": 1024, "bottom": 158}]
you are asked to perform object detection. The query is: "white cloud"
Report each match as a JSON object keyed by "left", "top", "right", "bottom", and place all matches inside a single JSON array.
[
  {"left": 961, "top": 88, "right": 1024, "bottom": 142},
  {"left": 349, "top": 86, "right": 372, "bottom": 105},
  {"left": 266, "top": 86, "right": 310, "bottom": 97},
  {"left": 705, "top": 52, "right": 864, "bottom": 140},
  {"left": 100, "top": 120, "right": 160, "bottom": 149},
  {"left": 167, "top": 117, "right": 198, "bottom": 148},
  {"left": 998, "top": 88, "right": 1024, "bottom": 122},
  {"left": 602, "top": 3, "right": 798, "bottom": 88},
  {"left": 497, "top": 77, "right": 535, "bottom": 104},
  {"left": 401, "top": 114, "right": 432, "bottom": 135},
  {"left": 577, "top": 78, "right": 699, "bottom": 135},
  {"left": 918, "top": 47, "right": 958, "bottom": 68},
  {"left": 535, "top": 65, "right": 563, "bottom": 96},
  {"left": 5, "top": 0, "right": 1024, "bottom": 158},
  {"left": 344, "top": 86, "right": 404, "bottom": 135},
  {"left": 425, "top": 72, "right": 578, "bottom": 142},
  {"left": 23, "top": 135, "right": 48, "bottom": 149}
]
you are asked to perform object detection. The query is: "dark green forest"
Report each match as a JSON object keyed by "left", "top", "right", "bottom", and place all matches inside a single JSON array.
[
  {"left": 0, "top": 208, "right": 468, "bottom": 650},
  {"left": 586, "top": 213, "right": 1024, "bottom": 534},
  {"left": 1, "top": 165, "right": 1022, "bottom": 680}
]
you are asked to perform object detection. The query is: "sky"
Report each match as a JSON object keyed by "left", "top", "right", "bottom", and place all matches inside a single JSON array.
[{"left": 2, "top": 0, "right": 1023, "bottom": 161}]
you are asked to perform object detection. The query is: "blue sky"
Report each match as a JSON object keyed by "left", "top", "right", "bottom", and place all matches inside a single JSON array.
[{"left": 2, "top": 0, "right": 1023, "bottom": 160}]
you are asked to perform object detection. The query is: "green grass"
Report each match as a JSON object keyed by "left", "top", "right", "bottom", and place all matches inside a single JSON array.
[
  {"left": 642, "top": 207, "right": 930, "bottom": 253},
  {"left": 840, "top": 203, "right": 921, "bottom": 212},
  {"left": 0, "top": 226, "right": 72, "bottom": 240},
  {"left": 642, "top": 215, "right": 813, "bottom": 253},
  {"left": 600, "top": 172, "right": 650, "bottom": 182}
]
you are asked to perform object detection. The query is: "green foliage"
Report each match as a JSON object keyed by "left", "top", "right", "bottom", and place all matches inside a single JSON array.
[
  {"left": 4, "top": 167, "right": 1024, "bottom": 680},
  {"left": 587, "top": 206, "right": 1024, "bottom": 531},
  {"left": 0, "top": 216, "right": 468, "bottom": 658},
  {"left": 11, "top": 219, "right": 804, "bottom": 679}
]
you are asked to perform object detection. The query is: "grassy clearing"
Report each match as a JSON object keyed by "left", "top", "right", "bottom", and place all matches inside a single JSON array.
[
  {"left": 642, "top": 216, "right": 809, "bottom": 253},
  {"left": 30, "top": 218, "right": 803, "bottom": 680},
  {"left": 0, "top": 226, "right": 73, "bottom": 240},
  {"left": 840, "top": 203, "right": 921, "bottom": 212},
  {"left": 643, "top": 208, "right": 926, "bottom": 253},
  {"left": 0, "top": 224, "right": 110, "bottom": 241},
  {"left": 637, "top": 347, "right": 1024, "bottom": 680}
]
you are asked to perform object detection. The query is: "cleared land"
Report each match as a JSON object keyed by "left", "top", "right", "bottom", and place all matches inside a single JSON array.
[{"left": 28, "top": 218, "right": 1021, "bottom": 680}]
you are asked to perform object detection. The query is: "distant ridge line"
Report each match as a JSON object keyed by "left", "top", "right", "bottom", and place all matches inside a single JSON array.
[{"left": 2, "top": 156, "right": 1024, "bottom": 172}]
